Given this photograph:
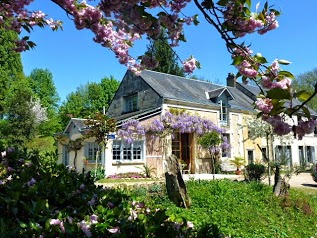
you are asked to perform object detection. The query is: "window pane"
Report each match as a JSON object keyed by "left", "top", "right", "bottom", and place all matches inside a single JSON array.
[{"left": 113, "top": 141, "right": 121, "bottom": 160}]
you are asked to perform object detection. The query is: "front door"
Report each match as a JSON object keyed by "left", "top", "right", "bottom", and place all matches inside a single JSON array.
[{"left": 172, "top": 133, "right": 191, "bottom": 170}]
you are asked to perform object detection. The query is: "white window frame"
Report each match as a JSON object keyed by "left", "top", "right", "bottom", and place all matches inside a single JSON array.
[
  {"left": 84, "top": 142, "right": 101, "bottom": 161},
  {"left": 112, "top": 140, "right": 145, "bottom": 162},
  {"left": 62, "top": 145, "right": 69, "bottom": 165},
  {"left": 218, "top": 100, "right": 228, "bottom": 125}
]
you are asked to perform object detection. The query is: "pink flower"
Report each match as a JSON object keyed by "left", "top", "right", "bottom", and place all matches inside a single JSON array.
[
  {"left": 187, "top": 221, "right": 194, "bottom": 228},
  {"left": 108, "top": 227, "right": 120, "bottom": 233},
  {"left": 183, "top": 58, "right": 197, "bottom": 74},
  {"left": 255, "top": 98, "right": 273, "bottom": 114}
]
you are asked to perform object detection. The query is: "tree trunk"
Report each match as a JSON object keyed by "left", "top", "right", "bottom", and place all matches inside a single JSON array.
[
  {"left": 165, "top": 155, "right": 191, "bottom": 208},
  {"left": 73, "top": 151, "right": 77, "bottom": 169},
  {"left": 273, "top": 165, "right": 290, "bottom": 197}
]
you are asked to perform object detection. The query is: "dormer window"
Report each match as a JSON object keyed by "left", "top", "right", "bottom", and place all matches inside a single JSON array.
[
  {"left": 206, "top": 87, "right": 234, "bottom": 125},
  {"left": 124, "top": 94, "right": 138, "bottom": 113}
]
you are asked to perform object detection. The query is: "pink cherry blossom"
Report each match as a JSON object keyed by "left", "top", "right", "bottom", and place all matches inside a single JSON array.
[{"left": 255, "top": 98, "right": 273, "bottom": 114}]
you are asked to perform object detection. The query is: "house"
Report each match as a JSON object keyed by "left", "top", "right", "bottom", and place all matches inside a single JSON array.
[
  {"left": 57, "top": 70, "right": 317, "bottom": 176},
  {"left": 235, "top": 79, "right": 317, "bottom": 167}
]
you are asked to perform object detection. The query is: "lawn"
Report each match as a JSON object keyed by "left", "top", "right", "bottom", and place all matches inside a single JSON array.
[{"left": 131, "top": 179, "right": 317, "bottom": 237}]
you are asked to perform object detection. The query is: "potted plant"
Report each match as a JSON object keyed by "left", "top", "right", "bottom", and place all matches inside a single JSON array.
[{"left": 230, "top": 156, "right": 245, "bottom": 175}]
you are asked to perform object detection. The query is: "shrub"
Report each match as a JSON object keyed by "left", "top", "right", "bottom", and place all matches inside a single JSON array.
[
  {"left": 0, "top": 148, "right": 194, "bottom": 237},
  {"left": 90, "top": 165, "right": 105, "bottom": 180},
  {"left": 245, "top": 163, "right": 266, "bottom": 182}
]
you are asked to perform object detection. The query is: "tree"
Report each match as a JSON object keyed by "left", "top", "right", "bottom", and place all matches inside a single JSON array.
[
  {"left": 0, "top": 27, "right": 24, "bottom": 114},
  {"left": 293, "top": 68, "right": 317, "bottom": 112},
  {"left": 28, "top": 68, "right": 60, "bottom": 112},
  {"left": 0, "top": 80, "right": 38, "bottom": 148},
  {"left": 145, "top": 30, "right": 184, "bottom": 76},
  {"left": 28, "top": 68, "right": 62, "bottom": 136},
  {"left": 246, "top": 116, "right": 294, "bottom": 195},
  {"left": 59, "top": 76, "right": 119, "bottom": 126},
  {"left": 198, "top": 131, "right": 224, "bottom": 179}
]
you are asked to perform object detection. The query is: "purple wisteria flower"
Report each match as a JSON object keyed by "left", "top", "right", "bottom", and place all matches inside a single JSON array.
[
  {"left": 79, "top": 220, "right": 92, "bottom": 237},
  {"left": 26, "top": 178, "right": 36, "bottom": 187}
]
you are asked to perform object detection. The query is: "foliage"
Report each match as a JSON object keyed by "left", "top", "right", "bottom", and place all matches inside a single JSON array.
[
  {"left": 229, "top": 156, "right": 246, "bottom": 170},
  {"left": 0, "top": 26, "right": 24, "bottom": 114},
  {"left": 145, "top": 30, "right": 184, "bottom": 76},
  {"left": 25, "top": 136, "right": 56, "bottom": 155},
  {"left": 293, "top": 68, "right": 317, "bottom": 112},
  {"left": 139, "top": 164, "right": 156, "bottom": 178},
  {"left": 59, "top": 76, "right": 119, "bottom": 127},
  {"left": 245, "top": 163, "right": 266, "bottom": 182},
  {"left": 198, "top": 131, "right": 225, "bottom": 176},
  {"left": 28, "top": 68, "right": 60, "bottom": 112},
  {"left": 0, "top": 80, "right": 37, "bottom": 149},
  {"left": 84, "top": 112, "right": 116, "bottom": 147},
  {"left": 0, "top": 148, "right": 193, "bottom": 237},
  {"left": 198, "top": 131, "right": 223, "bottom": 154},
  {"left": 89, "top": 165, "right": 105, "bottom": 181},
  {"left": 27, "top": 68, "right": 62, "bottom": 136},
  {"left": 163, "top": 179, "right": 317, "bottom": 237}
]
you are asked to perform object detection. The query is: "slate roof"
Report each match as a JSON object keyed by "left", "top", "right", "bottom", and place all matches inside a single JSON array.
[
  {"left": 139, "top": 70, "right": 255, "bottom": 111},
  {"left": 63, "top": 118, "right": 88, "bottom": 134}
]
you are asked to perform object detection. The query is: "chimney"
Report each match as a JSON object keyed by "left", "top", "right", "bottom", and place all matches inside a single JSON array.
[{"left": 226, "top": 73, "right": 236, "bottom": 87}]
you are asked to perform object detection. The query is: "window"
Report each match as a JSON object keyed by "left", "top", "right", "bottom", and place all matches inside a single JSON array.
[
  {"left": 62, "top": 145, "right": 69, "bottom": 165},
  {"left": 84, "top": 142, "right": 101, "bottom": 161},
  {"left": 124, "top": 94, "right": 138, "bottom": 113},
  {"left": 306, "top": 146, "right": 315, "bottom": 163},
  {"left": 298, "top": 146, "right": 305, "bottom": 165},
  {"left": 218, "top": 100, "right": 228, "bottom": 125},
  {"left": 275, "top": 146, "right": 292, "bottom": 166},
  {"left": 247, "top": 150, "right": 254, "bottom": 164},
  {"left": 261, "top": 147, "right": 267, "bottom": 162},
  {"left": 112, "top": 140, "right": 144, "bottom": 161}
]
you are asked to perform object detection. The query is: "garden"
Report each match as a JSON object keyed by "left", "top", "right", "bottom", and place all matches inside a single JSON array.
[{"left": 1, "top": 148, "right": 317, "bottom": 238}]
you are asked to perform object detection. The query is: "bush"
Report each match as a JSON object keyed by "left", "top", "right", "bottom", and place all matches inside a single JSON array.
[
  {"left": 245, "top": 163, "right": 266, "bottom": 182},
  {"left": 0, "top": 148, "right": 194, "bottom": 237},
  {"left": 90, "top": 165, "right": 105, "bottom": 180}
]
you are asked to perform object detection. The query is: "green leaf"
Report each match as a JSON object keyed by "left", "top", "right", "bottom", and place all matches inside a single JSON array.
[
  {"left": 278, "top": 59, "right": 291, "bottom": 65},
  {"left": 254, "top": 55, "right": 268, "bottom": 64},
  {"left": 193, "top": 14, "right": 200, "bottom": 26},
  {"left": 267, "top": 88, "right": 291, "bottom": 100},
  {"left": 245, "top": 0, "right": 251, "bottom": 8},
  {"left": 302, "top": 106, "right": 311, "bottom": 118},
  {"left": 295, "top": 90, "right": 312, "bottom": 101},
  {"left": 231, "top": 56, "right": 244, "bottom": 66},
  {"left": 278, "top": 70, "right": 294, "bottom": 79},
  {"left": 217, "top": 0, "right": 229, "bottom": 6}
]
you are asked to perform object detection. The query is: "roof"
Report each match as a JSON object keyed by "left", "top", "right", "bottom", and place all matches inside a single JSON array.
[
  {"left": 207, "top": 87, "right": 234, "bottom": 101},
  {"left": 139, "top": 70, "right": 255, "bottom": 111},
  {"left": 63, "top": 118, "right": 88, "bottom": 134}
]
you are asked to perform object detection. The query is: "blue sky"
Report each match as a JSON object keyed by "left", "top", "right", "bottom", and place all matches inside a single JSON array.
[{"left": 22, "top": 0, "right": 317, "bottom": 103}]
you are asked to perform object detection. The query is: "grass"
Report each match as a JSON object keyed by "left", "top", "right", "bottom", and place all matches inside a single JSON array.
[
  {"left": 131, "top": 179, "right": 317, "bottom": 237},
  {"left": 97, "top": 177, "right": 162, "bottom": 183}
]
